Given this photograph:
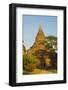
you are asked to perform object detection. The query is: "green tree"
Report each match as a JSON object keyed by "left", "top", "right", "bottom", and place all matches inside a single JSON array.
[{"left": 23, "top": 54, "right": 39, "bottom": 74}]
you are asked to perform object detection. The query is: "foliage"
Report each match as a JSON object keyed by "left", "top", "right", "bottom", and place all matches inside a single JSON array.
[
  {"left": 23, "top": 54, "right": 40, "bottom": 73},
  {"left": 46, "top": 36, "right": 57, "bottom": 40},
  {"left": 23, "top": 45, "right": 26, "bottom": 55},
  {"left": 45, "top": 36, "right": 57, "bottom": 50},
  {"left": 45, "top": 43, "right": 52, "bottom": 49}
]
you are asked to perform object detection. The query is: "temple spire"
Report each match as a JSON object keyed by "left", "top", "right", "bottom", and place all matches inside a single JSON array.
[
  {"left": 38, "top": 24, "right": 43, "bottom": 32},
  {"left": 36, "top": 24, "right": 45, "bottom": 42}
]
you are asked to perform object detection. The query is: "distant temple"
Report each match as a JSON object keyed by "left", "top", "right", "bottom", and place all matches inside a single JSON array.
[
  {"left": 24, "top": 24, "right": 57, "bottom": 69},
  {"left": 26, "top": 25, "right": 50, "bottom": 69}
]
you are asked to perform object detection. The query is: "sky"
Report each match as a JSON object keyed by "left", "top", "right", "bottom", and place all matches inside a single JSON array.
[{"left": 22, "top": 15, "right": 57, "bottom": 50}]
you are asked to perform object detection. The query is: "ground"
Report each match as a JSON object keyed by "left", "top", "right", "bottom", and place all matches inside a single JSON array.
[{"left": 23, "top": 68, "right": 57, "bottom": 75}]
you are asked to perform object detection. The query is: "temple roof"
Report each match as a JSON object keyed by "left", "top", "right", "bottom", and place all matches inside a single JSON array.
[{"left": 36, "top": 24, "right": 45, "bottom": 42}]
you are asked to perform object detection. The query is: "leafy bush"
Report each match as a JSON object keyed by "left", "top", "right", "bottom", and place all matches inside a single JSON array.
[{"left": 23, "top": 54, "right": 39, "bottom": 73}]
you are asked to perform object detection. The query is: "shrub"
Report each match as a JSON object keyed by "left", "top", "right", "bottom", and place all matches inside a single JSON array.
[{"left": 23, "top": 54, "right": 39, "bottom": 73}]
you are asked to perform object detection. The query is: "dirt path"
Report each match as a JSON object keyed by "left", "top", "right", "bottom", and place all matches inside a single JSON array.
[{"left": 31, "top": 69, "right": 52, "bottom": 74}]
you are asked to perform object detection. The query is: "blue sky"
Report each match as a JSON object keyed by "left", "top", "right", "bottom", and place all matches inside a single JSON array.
[{"left": 23, "top": 15, "right": 57, "bottom": 50}]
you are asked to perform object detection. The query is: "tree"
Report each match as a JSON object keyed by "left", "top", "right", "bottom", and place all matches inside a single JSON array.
[
  {"left": 23, "top": 45, "right": 26, "bottom": 55},
  {"left": 23, "top": 54, "right": 40, "bottom": 74}
]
